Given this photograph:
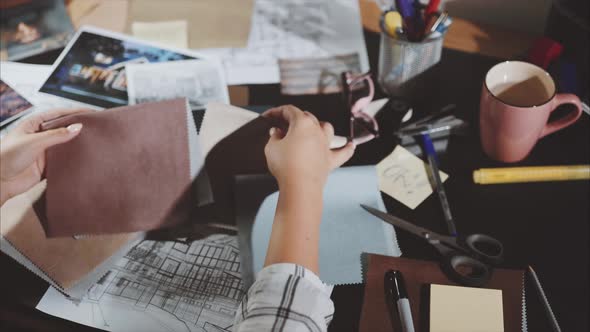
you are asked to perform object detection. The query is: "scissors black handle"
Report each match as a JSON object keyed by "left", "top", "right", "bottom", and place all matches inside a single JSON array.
[
  {"left": 443, "top": 253, "right": 493, "bottom": 287},
  {"left": 429, "top": 241, "right": 491, "bottom": 287},
  {"left": 462, "top": 233, "right": 504, "bottom": 266},
  {"left": 358, "top": 205, "right": 505, "bottom": 287}
]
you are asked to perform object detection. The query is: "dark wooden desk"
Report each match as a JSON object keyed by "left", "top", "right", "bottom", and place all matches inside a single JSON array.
[{"left": 2, "top": 29, "right": 588, "bottom": 331}]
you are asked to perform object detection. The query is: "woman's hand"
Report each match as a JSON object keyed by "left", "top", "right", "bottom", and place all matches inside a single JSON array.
[
  {"left": 262, "top": 105, "right": 355, "bottom": 273},
  {"left": 0, "top": 109, "right": 89, "bottom": 206},
  {"left": 263, "top": 105, "right": 355, "bottom": 192}
]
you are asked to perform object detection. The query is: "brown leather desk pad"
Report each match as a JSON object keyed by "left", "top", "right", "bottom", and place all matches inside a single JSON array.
[{"left": 359, "top": 254, "right": 524, "bottom": 332}]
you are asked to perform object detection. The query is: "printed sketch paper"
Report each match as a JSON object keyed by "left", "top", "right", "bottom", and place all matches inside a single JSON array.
[
  {"left": 199, "top": 0, "right": 369, "bottom": 85},
  {"left": 37, "top": 235, "right": 244, "bottom": 332}
]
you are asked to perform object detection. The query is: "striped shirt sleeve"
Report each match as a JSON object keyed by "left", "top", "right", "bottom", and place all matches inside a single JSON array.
[{"left": 233, "top": 263, "right": 334, "bottom": 332}]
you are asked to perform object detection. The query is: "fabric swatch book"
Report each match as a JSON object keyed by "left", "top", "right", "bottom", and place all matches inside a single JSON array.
[
  {"left": 0, "top": 181, "right": 141, "bottom": 299},
  {"left": 35, "top": 98, "right": 204, "bottom": 237}
]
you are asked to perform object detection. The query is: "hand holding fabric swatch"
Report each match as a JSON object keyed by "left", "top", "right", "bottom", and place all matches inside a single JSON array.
[{"left": 36, "top": 98, "right": 203, "bottom": 236}]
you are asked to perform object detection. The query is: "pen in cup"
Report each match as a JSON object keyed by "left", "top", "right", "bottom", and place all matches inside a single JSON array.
[
  {"left": 395, "top": 0, "right": 418, "bottom": 41},
  {"left": 424, "top": 0, "right": 440, "bottom": 22},
  {"left": 427, "top": 11, "right": 448, "bottom": 36},
  {"left": 381, "top": 10, "right": 403, "bottom": 38}
]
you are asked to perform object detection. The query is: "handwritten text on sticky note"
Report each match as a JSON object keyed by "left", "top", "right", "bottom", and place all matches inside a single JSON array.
[{"left": 376, "top": 146, "right": 448, "bottom": 209}]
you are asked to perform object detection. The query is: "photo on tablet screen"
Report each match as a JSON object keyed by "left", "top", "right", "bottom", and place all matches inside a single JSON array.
[
  {"left": 39, "top": 28, "right": 198, "bottom": 108},
  {"left": 1, "top": 79, "right": 33, "bottom": 127}
]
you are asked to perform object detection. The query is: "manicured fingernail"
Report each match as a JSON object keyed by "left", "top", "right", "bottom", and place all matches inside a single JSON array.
[
  {"left": 269, "top": 127, "right": 276, "bottom": 136},
  {"left": 67, "top": 123, "right": 83, "bottom": 133}
]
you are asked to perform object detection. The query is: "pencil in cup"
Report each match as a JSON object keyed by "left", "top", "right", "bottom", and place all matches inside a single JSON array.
[{"left": 473, "top": 165, "right": 590, "bottom": 184}]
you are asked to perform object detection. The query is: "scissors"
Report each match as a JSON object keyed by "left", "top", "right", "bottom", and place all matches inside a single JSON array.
[{"left": 361, "top": 204, "right": 504, "bottom": 287}]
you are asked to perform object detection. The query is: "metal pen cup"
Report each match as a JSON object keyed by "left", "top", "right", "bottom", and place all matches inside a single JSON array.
[{"left": 378, "top": 31, "right": 445, "bottom": 100}]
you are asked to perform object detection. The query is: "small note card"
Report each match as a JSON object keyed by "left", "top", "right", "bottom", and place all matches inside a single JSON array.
[
  {"left": 376, "top": 145, "right": 448, "bottom": 209},
  {"left": 430, "top": 284, "right": 504, "bottom": 332},
  {"left": 131, "top": 20, "right": 188, "bottom": 49}
]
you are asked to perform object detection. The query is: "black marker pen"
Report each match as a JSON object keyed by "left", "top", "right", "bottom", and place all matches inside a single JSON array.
[{"left": 385, "top": 270, "right": 415, "bottom": 332}]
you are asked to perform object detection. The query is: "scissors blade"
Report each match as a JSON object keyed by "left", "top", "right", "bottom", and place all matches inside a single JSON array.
[{"left": 361, "top": 204, "right": 435, "bottom": 239}]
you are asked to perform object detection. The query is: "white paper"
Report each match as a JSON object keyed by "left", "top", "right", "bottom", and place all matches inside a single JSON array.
[
  {"left": 37, "top": 234, "right": 244, "bottom": 332},
  {"left": 126, "top": 60, "right": 229, "bottom": 112},
  {"left": 0, "top": 61, "right": 78, "bottom": 112},
  {"left": 200, "top": 102, "right": 259, "bottom": 156},
  {"left": 0, "top": 61, "right": 84, "bottom": 133},
  {"left": 199, "top": 0, "right": 369, "bottom": 85}
]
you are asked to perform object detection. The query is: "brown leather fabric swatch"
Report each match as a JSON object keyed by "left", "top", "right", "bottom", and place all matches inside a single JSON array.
[
  {"left": 38, "top": 99, "right": 194, "bottom": 236},
  {"left": 359, "top": 254, "right": 524, "bottom": 332},
  {"left": 1, "top": 182, "right": 136, "bottom": 290}
]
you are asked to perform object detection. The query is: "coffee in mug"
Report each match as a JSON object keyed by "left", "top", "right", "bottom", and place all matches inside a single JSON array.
[{"left": 479, "top": 61, "right": 582, "bottom": 162}]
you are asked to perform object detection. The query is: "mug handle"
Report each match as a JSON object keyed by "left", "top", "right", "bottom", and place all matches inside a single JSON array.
[{"left": 540, "top": 93, "right": 583, "bottom": 138}]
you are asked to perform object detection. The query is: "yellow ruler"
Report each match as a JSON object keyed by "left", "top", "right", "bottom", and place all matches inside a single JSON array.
[{"left": 473, "top": 165, "right": 590, "bottom": 184}]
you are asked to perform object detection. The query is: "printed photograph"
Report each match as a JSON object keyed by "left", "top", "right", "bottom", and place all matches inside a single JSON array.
[
  {"left": 0, "top": 0, "right": 73, "bottom": 60},
  {"left": 40, "top": 30, "right": 197, "bottom": 108},
  {"left": 0, "top": 79, "right": 33, "bottom": 126}
]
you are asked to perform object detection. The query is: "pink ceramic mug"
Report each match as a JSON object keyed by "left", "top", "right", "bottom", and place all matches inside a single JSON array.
[{"left": 480, "top": 61, "right": 583, "bottom": 162}]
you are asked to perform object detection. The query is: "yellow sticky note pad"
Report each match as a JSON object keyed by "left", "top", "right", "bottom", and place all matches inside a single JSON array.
[
  {"left": 376, "top": 146, "right": 448, "bottom": 209},
  {"left": 430, "top": 284, "right": 504, "bottom": 332}
]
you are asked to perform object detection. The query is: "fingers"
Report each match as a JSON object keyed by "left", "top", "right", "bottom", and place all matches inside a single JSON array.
[
  {"left": 267, "top": 126, "right": 285, "bottom": 141},
  {"left": 330, "top": 142, "right": 356, "bottom": 169},
  {"left": 271, "top": 127, "right": 285, "bottom": 138},
  {"left": 16, "top": 109, "right": 92, "bottom": 134},
  {"left": 263, "top": 105, "right": 325, "bottom": 132},
  {"left": 321, "top": 121, "right": 334, "bottom": 140},
  {"left": 262, "top": 105, "right": 303, "bottom": 125},
  {"left": 303, "top": 111, "right": 320, "bottom": 126},
  {"left": 24, "top": 123, "right": 84, "bottom": 153},
  {"left": 329, "top": 135, "right": 348, "bottom": 149}
]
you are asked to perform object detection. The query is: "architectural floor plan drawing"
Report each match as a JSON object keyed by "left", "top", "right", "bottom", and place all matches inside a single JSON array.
[{"left": 37, "top": 234, "right": 244, "bottom": 332}]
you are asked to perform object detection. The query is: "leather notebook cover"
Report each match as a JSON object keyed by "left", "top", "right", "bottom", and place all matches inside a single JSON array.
[
  {"left": 36, "top": 98, "right": 199, "bottom": 236},
  {"left": 359, "top": 254, "right": 524, "bottom": 332}
]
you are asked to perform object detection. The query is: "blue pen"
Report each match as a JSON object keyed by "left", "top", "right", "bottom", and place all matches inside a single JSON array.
[
  {"left": 396, "top": 0, "right": 418, "bottom": 40},
  {"left": 420, "top": 133, "right": 457, "bottom": 236},
  {"left": 396, "top": 0, "right": 415, "bottom": 18}
]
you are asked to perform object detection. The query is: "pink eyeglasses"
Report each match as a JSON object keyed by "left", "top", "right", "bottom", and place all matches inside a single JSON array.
[{"left": 341, "top": 71, "right": 378, "bottom": 144}]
